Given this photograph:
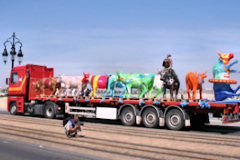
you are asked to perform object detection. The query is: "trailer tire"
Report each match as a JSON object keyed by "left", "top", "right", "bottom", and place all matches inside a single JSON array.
[
  {"left": 142, "top": 108, "right": 159, "bottom": 128},
  {"left": 9, "top": 102, "right": 17, "bottom": 115},
  {"left": 44, "top": 102, "right": 56, "bottom": 119},
  {"left": 166, "top": 109, "right": 184, "bottom": 130},
  {"left": 121, "top": 107, "right": 136, "bottom": 126}
]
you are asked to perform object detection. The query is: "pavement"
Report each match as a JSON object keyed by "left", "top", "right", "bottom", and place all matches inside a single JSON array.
[
  {"left": 2, "top": 114, "right": 240, "bottom": 159},
  {"left": 0, "top": 97, "right": 7, "bottom": 112},
  {"left": 0, "top": 137, "right": 99, "bottom": 160}
]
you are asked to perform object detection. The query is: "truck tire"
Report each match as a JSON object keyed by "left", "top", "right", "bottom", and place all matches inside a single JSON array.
[
  {"left": 44, "top": 102, "right": 56, "bottom": 119},
  {"left": 9, "top": 102, "right": 17, "bottom": 115},
  {"left": 166, "top": 109, "right": 184, "bottom": 130},
  {"left": 142, "top": 108, "right": 159, "bottom": 128},
  {"left": 121, "top": 107, "right": 136, "bottom": 126}
]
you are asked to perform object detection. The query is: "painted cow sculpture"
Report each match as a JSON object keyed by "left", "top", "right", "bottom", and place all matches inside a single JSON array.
[
  {"left": 89, "top": 75, "right": 109, "bottom": 97},
  {"left": 213, "top": 52, "right": 239, "bottom": 79},
  {"left": 57, "top": 72, "right": 90, "bottom": 97},
  {"left": 116, "top": 72, "right": 155, "bottom": 98},
  {"left": 161, "top": 69, "right": 180, "bottom": 99},
  {"left": 88, "top": 74, "right": 126, "bottom": 97},
  {"left": 33, "top": 77, "right": 59, "bottom": 97},
  {"left": 151, "top": 74, "right": 164, "bottom": 99},
  {"left": 186, "top": 72, "right": 207, "bottom": 100},
  {"left": 212, "top": 52, "right": 240, "bottom": 101}
]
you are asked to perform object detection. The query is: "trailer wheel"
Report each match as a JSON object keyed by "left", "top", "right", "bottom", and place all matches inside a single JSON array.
[
  {"left": 9, "top": 102, "right": 17, "bottom": 115},
  {"left": 44, "top": 102, "right": 56, "bottom": 119},
  {"left": 142, "top": 108, "right": 159, "bottom": 128},
  {"left": 166, "top": 109, "right": 184, "bottom": 130},
  {"left": 121, "top": 107, "right": 136, "bottom": 126}
]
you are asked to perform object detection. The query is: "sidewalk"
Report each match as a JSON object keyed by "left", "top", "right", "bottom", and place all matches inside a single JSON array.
[{"left": 0, "top": 97, "right": 7, "bottom": 112}]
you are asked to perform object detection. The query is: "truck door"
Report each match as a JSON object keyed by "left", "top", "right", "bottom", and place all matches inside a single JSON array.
[{"left": 8, "top": 69, "right": 27, "bottom": 95}]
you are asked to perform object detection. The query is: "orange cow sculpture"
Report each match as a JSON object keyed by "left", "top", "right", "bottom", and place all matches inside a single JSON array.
[{"left": 186, "top": 72, "right": 207, "bottom": 100}]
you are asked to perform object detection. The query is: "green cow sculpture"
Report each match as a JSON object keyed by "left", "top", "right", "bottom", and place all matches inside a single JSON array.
[{"left": 116, "top": 72, "right": 155, "bottom": 98}]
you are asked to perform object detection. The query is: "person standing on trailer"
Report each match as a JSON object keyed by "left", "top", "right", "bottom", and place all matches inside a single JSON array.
[
  {"left": 162, "top": 54, "right": 173, "bottom": 70},
  {"left": 64, "top": 115, "right": 82, "bottom": 138},
  {"left": 160, "top": 54, "right": 180, "bottom": 81},
  {"left": 160, "top": 54, "right": 173, "bottom": 80}
]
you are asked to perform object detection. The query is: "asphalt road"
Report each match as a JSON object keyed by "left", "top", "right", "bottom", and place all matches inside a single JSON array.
[
  {"left": 1, "top": 112, "right": 240, "bottom": 159},
  {"left": 1, "top": 111, "right": 240, "bottom": 136},
  {"left": 0, "top": 137, "right": 100, "bottom": 160}
]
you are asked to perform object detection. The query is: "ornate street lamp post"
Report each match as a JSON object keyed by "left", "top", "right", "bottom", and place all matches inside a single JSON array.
[{"left": 2, "top": 32, "right": 23, "bottom": 69}]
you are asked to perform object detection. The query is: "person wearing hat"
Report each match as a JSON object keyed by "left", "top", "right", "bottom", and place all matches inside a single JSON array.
[
  {"left": 159, "top": 54, "right": 173, "bottom": 79},
  {"left": 162, "top": 54, "right": 172, "bottom": 70},
  {"left": 160, "top": 54, "right": 179, "bottom": 84}
]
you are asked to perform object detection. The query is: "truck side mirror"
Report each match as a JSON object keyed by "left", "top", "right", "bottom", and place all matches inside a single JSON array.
[{"left": 6, "top": 78, "right": 9, "bottom": 85}]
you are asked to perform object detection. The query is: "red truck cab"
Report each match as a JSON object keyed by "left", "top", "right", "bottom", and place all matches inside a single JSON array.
[{"left": 8, "top": 64, "right": 54, "bottom": 115}]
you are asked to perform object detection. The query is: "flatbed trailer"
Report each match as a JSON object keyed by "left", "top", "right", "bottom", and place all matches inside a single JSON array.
[{"left": 7, "top": 64, "right": 240, "bottom": 130}]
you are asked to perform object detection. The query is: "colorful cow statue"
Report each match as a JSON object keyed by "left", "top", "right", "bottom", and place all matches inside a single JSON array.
[
  {"left": 209, "top": 52, "right": 240, "bottom": 101},
  {"left": 213, "top": 52, "right": 239, "bottom": 79},
  {"left": 149, "top": 74, "right": 164, "bottom": 99},
  {"left": 161, "top": 69, "right": 180, "bottom": 99},
  {"left": 88, "top": 74, "right": 126, "bottom": 98},
  {"left": 57, "top": 72, "right": 90, "bottom": 98},
  {"left": 54, "top": 82, "right": 65, "bottom": 97},
  {"left": 116, "top": 72, "right": 155, "bottom": 99},
  {"left": 103, "top": 76, "right": 127, "bottom": 97},
  {"left": 89, "top": 75, "right": 109, "bottom": 97},
  {"left": 33, "top": 77, "right": 59, "bottom": 97},
  {"left": 112, "top": 81, "right": 127, "bottom": 97},
  {"left": 186, "top": 72, "right": 207, "bottom": 100}
]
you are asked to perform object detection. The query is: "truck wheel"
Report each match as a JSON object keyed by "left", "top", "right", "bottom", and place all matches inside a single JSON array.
[
  {"left": 9, "top": 102, "right": 17, "bottom": 115},
  {"left": 45, "top": 102, "right": 56, "bottom": 119},
  {"left": 142, "top": 108, "right": 159, "bottom": 128},
  {"left": 166, "top": 109, "right": 184, "bottom": 130},
  {"left": 121, "top": 107, "right": 136, "bottom": 126}
]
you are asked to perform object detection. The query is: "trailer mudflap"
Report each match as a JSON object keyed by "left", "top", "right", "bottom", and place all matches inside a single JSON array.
[
  {"left": 222, "top": 114, "right": 240, "bottom": 123},
  {"left": 185, "top": 119, "right": 191, "bottom": 127},
  {"left": 65, "top": 103, "right": 69, "bottom": 114},
  {"left": 222, "top": 104, "right": 240, "bottom": 123}
]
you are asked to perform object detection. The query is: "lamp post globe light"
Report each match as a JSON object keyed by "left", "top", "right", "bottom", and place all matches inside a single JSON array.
[{"left": 2, "top": 32, "right": 23, "bottom": 69}]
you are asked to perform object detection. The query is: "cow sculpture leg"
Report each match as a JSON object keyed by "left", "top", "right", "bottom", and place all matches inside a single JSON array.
[
  {"left": 186, "top": 85, "right": 191, "bottom": 99},
  {"left": 125, "top": 85, "right": 132, "bottom": 98},
  {"left": 148, "top": 87, "right": 154, "bottom": 99},
  {"left": 175, "top": 85, "right": 179, "bottom": 99},
  {"left": 154, "top": 88, "right": 162, "bottom": 99},
  {"left": 199, "top": 87, "right": 203, "bottom": 100},
  {"left": 139, "top": 85, "right": 147, "bottom": 98},
  {"left": 163, "top": 85, "right": 167, "bottom": 98},
  {"left": 192, "top": 85, "right": 198, "bottom": 100}
]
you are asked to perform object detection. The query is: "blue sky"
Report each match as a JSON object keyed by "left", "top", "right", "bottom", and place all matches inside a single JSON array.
[{"left": 0, "top": 0, "right": 240, "bottom": 89}]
